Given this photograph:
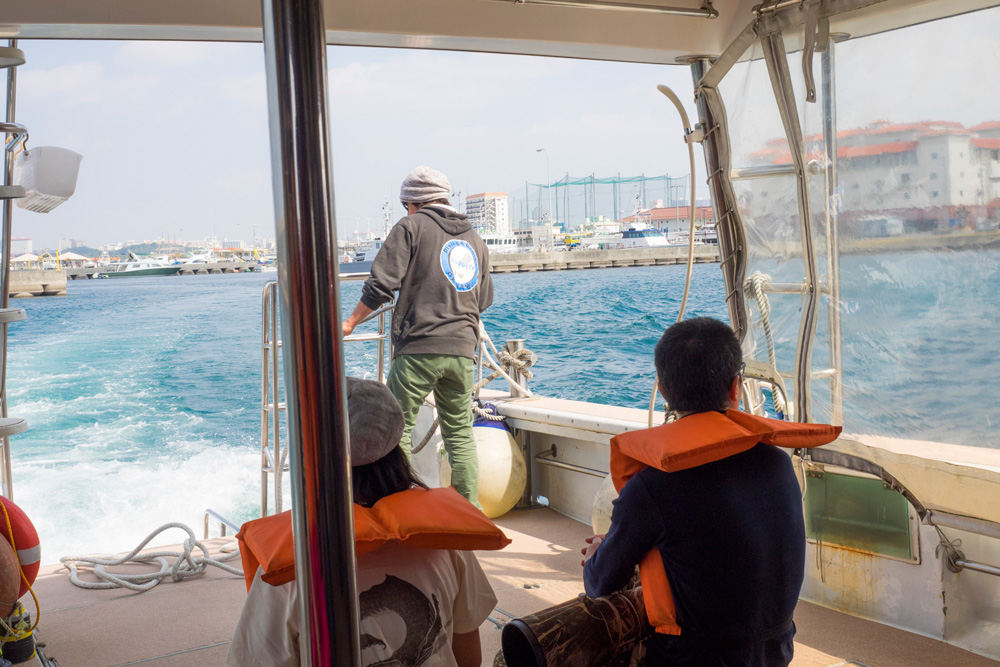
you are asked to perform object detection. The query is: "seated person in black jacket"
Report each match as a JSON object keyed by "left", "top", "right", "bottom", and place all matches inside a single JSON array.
[{"left": 582, "top": 317, "right": 806, "bottom": 667}]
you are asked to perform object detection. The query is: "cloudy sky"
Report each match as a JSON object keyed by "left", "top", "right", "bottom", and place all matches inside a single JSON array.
[
  {"left": 13, "top": 41, "right": 696, "bottom": 249},
  {"left": 9, "top": 5, "right": 998, "bottom": 250}
]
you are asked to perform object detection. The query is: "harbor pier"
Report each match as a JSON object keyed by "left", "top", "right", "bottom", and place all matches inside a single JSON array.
[
  {"left": 8, "top": 269, "right": 67, "bottom": 297},
  {"left": 489, "top": 245, "right": 719, "bottom": 274},
  {"left": 64, "top": 261, "right": 260, "bottom": 280}
]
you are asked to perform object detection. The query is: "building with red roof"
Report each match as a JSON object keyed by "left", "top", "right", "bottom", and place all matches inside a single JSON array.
[{"left": 744, "top": 119, "right": 1000, "bottom": 235}]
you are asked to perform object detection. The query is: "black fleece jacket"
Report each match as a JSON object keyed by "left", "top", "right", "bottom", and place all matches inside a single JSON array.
[{"left": 360, "top": 205, "right": 493, "bottom": 359}]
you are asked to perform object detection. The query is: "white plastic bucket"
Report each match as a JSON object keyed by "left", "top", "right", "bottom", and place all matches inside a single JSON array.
[{"left": 14, "top": 146, "right": 84, "bottom": 213}]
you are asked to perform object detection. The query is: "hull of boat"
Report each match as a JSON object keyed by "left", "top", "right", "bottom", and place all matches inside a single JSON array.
[
  {"left": 98, "top": 266, "right": 182, "bottom": 278},
  {"left": 430, "top": 390, "right": 1000, "bottom": 662}
]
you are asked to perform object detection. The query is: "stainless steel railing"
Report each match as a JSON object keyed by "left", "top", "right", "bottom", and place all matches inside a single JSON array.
[{"left": 259, "top": 276, "right": 393, "bottom": 518}]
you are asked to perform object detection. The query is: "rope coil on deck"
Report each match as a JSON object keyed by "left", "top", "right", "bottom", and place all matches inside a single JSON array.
[{"left": 60, "top": 522, "right": 243, "bottom": 593}]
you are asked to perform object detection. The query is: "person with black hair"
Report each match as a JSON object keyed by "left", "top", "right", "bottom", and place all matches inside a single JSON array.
[
  {"left": 228, "top": 378, "right": 504, "bottom": 667},
  {"left": 581, "top": 317, "right": 840, "bottom": 667}
]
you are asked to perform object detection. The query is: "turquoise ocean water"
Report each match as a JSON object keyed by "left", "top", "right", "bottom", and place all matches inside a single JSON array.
[{"left": 5, "top": 252, "right": 999, "bottom": 561}]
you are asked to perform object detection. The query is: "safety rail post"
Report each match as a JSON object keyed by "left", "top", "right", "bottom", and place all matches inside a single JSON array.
[
  {"left": 260, "top": 275, "right": 392, "bottom": 520},
  {"left": 504, "top": 339, "right": 529, "bottom": 398},
  {"left": 0, "top": 40, "right": 27, "bottom": 500},
  {"left": 261, "top": 280, "right": 285, "bottom": 517}
]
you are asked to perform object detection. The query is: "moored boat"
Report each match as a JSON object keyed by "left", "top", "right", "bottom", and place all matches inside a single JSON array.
[{"left": 96, "top": 253, "right": 181, "bottom": 278}]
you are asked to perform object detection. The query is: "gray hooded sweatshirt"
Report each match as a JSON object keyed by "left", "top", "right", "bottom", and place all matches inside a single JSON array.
[{"left": 360, "top": 205, "right": 493, "bottom": 359}]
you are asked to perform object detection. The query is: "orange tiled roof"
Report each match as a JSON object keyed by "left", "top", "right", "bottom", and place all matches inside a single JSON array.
[
  {"left": 972, "top": 138, "right": 1000, "bottom": 150},
  {"left": 971, "top": 121, "right": 1000, "bottom": 131},
  {"left": 839, "top": 141, "right": 919, "bottom": 158}
]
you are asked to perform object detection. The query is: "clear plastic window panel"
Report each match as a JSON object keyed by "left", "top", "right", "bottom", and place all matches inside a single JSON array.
[{"left": 720, "top": 8, "right": 1000, "bottom": 449}]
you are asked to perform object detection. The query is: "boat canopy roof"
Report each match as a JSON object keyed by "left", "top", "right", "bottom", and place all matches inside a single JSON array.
[{"left": 2, "top": 0, "right": 997, "bottom": 65}]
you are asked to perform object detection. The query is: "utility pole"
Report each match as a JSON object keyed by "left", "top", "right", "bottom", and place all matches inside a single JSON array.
[{"left": 536, "top": 148, "right": 552, "bottom": 223}]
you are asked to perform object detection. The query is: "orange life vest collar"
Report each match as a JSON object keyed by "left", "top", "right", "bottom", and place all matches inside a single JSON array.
[
  {"left": 236, "top": 486, "right": 511, "bottom": 591},
  {"left": 611, "top": 409, "right": 841, "bottom": 493},
  {"left": 609, "top": 410, "right": 841, "bottom": 635}
]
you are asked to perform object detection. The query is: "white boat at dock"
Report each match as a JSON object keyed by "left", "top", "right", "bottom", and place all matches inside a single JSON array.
[
  {"left": 96, "top": 252, "right": 181, "bottom": 279},
  {"left": 479, "top": 232, "right": 522, "bottom": 254}
]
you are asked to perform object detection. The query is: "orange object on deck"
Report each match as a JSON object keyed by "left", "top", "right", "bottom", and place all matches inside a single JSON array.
[{"left": 236, "top": 486, "right": 511, "bottom": 591}]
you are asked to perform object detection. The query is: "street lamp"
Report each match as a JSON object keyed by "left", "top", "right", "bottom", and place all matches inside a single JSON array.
[{"left": 536, "top": 148, "right": 553, "bottom": 225}]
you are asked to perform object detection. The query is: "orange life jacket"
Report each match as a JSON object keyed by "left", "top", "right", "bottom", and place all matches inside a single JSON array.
[
  {"left": 236, "top": 486, "right": 512, "bottom": 592},
  {"left": 608, "top": 409, "right": 841, "bottom": 635}
]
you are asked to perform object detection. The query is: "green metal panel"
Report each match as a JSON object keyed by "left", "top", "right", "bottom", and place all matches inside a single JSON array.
[{"left": 804, "top": 470, "right": 913, "bottom": 560}]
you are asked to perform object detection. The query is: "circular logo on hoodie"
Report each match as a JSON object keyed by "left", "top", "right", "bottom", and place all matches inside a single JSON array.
[{"left": 440, "top": 240, "right": 479, "bottom": 292}]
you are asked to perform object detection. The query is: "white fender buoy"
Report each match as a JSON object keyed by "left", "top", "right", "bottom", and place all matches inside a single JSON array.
[
  {"left": 0, "top": 537, "right": 20, "bottom": 617},
  {"left": 440, "top": 421, "right": 526, "bottom": 519},
  {"left": 591, "top": 474, "right": 619, "bottom": 535}
]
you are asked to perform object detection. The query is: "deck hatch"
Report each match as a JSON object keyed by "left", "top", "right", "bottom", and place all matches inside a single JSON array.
[{"left": 804, "top": 470, "right": 915, "bottom": 561}]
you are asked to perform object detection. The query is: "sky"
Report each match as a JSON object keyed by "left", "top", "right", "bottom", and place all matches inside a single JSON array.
[
  {"left": 11, "top": 41, "right": 698, "bottom": 250},
  {"left": 7, "top": 6, "right": 999, "bottom": 250}
]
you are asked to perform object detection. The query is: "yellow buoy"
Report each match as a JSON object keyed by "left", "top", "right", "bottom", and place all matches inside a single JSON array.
[
  {"left": 0, "top": 535, "right": 21, "bottom": 618},
  {"left": 440, "top": 423, "right": 526, "bottom": 519}
]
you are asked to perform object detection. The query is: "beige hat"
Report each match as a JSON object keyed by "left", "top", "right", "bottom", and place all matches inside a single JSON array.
[
  {"left": 400, "top": 165, "right": 451, "bottom": 204},
  {"left": 346, "top": 377, "right": 405, "bottom": 466}
]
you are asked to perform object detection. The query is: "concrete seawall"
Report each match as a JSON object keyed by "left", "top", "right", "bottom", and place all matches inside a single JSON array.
[
  {"left": 489, "top": 245, "right": 720, "bottom": 273},
  {"left": 8, "top": 269, "right": 68, "bottom": 298}
]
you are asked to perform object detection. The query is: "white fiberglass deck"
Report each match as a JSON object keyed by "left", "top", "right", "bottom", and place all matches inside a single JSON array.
[{"left": 25, "top": 509, "right": 998, "bottom": 666}]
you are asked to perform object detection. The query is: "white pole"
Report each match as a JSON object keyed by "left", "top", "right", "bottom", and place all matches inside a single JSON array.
[{"left": 536, "top": 148, "right": 552, "bottom": 224}]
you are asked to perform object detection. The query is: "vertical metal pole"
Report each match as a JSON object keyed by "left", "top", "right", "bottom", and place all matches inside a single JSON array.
[
  {"left": 689, "top": 58, "right": 751, "bottom": 342},
  {"left": 261, "top": 283, "right": 270, "bottom": 517},
  {"left": 1, "top": 39, "right": 19, "bottom": 500},
  {"left": 260, "top": 1, "right": 360, "bottom": 666},
  {"left": 760, "top": 32, "right": 821, "bottom": 423},
  {"left": 611, "top": 172, "right": 622, "bottom": 222},
  {"left": 376, "top": 309, "right": 385, "bottom": 384},
  {"left": 270, "top": 284, "right": 281, "bottom": 511},
  {"left": 822, "top": 37, "right": 844, "bottom": 426},
  {"left": 1, "top": 40, "right": 16, "bottom": 314},
  {"left": 504, "top": 339, "right": 528, "bottom": 398}
]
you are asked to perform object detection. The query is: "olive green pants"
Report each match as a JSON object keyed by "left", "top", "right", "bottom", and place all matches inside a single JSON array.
[{"left": 387, "top": 353, "right": 480, "bottom": 509}]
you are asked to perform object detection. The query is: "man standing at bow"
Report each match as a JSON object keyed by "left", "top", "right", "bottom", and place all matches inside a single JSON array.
[{"left": 342, "top": 166, "right": 493, "bottom": 509}]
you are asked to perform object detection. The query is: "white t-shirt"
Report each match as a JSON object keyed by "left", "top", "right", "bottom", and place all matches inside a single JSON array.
[{"left": 227, "top": 543, "right": 497, "bottom": 667}]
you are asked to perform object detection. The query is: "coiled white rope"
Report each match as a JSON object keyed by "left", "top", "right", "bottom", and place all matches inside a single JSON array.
[
  {"left": 745, "top": 271, "right": 777, "bottom": 368},
  {"left": 743, "top": 271, "right": 789, "bottom": 417},
  {"left": 60, "top": 522, "right": 243, "bottom": 593}
]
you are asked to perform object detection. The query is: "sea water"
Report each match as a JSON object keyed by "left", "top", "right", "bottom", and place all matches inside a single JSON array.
[
  {"left": 4, "top": 265, "right": 725, "bottom": 561},
  {"left": 5, "top": 253, "right": 999, "bottom": 561}
]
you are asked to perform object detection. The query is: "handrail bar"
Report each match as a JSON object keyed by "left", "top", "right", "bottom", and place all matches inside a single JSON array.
[
  {"left": 260, "top": 276, "right": 393, "bottom": 518},
  {"left": 731, "top": 164, "right": 796, "bottom": 180},
  {"left": 534, "top": 447, "right": 608, "bottom": 479},
  {"left": 358, "top": 304, "right": 394, "bottom": 325},
  {"left": 925, "top": 509, "right": 1000, "bottom": 541},
  {"left": 955, "top": 559, "right": 1000, "bottom": 577},
  {"left": 203, "top": 508, "right": 241, "bottom": 539}
]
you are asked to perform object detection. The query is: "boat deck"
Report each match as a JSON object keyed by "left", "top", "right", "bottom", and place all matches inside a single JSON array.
[{"left": 25, "top": 508, "right": 998, "bottom": 666}]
